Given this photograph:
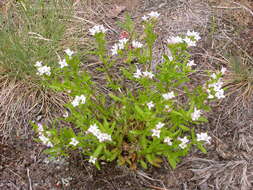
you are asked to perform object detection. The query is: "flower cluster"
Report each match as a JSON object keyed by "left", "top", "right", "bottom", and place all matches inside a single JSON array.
[
  {"left": 87, "top": 124, "right": 112, "bottom": 142},
  {"left": 167, "top": 30, "right": 201, "bottom": 47},
  {"left": 35, "top": 61, "right": 51, "bottom": 76},
  {"left": 151, "top": 122, "right": 165, "bottom": 138},
  {"left": 142, "top": 11, "right": 160, "bottom": 21},
  {"left": 207, "top": 68, "right": 226, "bottom": 99},
  {"left": 132, "top": 40, "right": 143, "bottom": 48},
  {"left": 111, "top": 38, "right": 129, "bottom": 55},
  {"left": 133, "top": 68, "right": 154, "bottom": 79},
  {"left": 191, "top": 107, "right": 202, "bottom": 121},
  {"left": 37, "top": 123, "right": 53, "bottom": 147},
  {"left": 162, "top": 91, "right": 175, "bottom": 100},
  {"left": 178, "top": 136, "right": 189, "bottom": 149},
  {"left": 89, "top": 25, "right": 107, "bottom": 36},
  {"left": 71, "top": 95, "right": 86, "bottom": 107}
]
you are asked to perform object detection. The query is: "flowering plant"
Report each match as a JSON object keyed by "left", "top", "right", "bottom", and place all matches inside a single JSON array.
[{"left": 33, "top": 13, "right": 225, "bottom": 169}]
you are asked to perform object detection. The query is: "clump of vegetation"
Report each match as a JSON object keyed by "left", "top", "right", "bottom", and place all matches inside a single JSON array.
[
  {"left": 33, "top": 13, "right": 226, "bottom": 169},
  {"left": 0, "top": 0, "right": 72, "bottom": 80}
]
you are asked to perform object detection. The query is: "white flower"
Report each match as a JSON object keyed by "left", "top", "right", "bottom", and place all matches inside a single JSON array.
[
  {"left": 178, "top": 136, "right": 189, "bottom": 149},
  {"left": 151, "top": 128, "right": 161, "bottom": 138},
  {"left": 207, "top": 89, "right": 214, "bottom": 99},
  {"left": 191, "top": 107, "right": 201, "bottom": 121},
  {"left": 210, "top": 73, "right": 217, "bottom": 79},
  {"left": 69, "top": 138, "right": 79, "bottom": 146},
  {"left": 97, "top": 133, "right": 112, "bottom": 142},
  {"left": 167, "top": 36, "right": 184, "bottom": 44},
  {"left": 132, "top": 40, "right": 143, "bottom": 48},
  {"left": 142, "top": 15, "right": 149, "bottom": 21},
  {"left": 133, "top": 68, "right": 142, "bottom": 79},
  {"left": 197, "top": 132, "right": 211, "bottom": 144},
  {"left": 37, "top": 123, "right": 44, "bottom": 133},
  {"left": 148, "top": 11, "right": 160, "bottom": 19},
  {"left": 168, "top": 56, "right": 173, "bottom": 61},
  {"left": 39, "top": 134, "right": 53, "bottom": 147},
  {"left": 142, "top": 71, "right": 154, "bottom": 79},
  {"left": 156, "top": 122, "right": 165, "bottom": 129},
  {"left": 147, "top": 101, "right": 154, "bottom": 110},
  {"left": 164, "top": 137, "right": 172, "bottom": 146},
  {"left": 35, "top": 61, "right": 43, "bottom": 67},
  {"left": 164, "top": 105, "right": 172, "bottom": 112},
  {"left": 63, "top": 111, "right": 69, "bottom": 118},
  {"left": 79, "top": 95, "right": 86, "bottom": 104},
  {"left": 71, "top": 95, "right": 86, "bottom": 107},
  {"left": 212, "top": 81, "right": 223, "bottom": 91},
  {"left": 221, "top": 67, "right": 227, "bottom": 75},
  {"left": 186, "top": 30, "right": 201, "bottom": 41},
  {"left": 119, "top": 38, "right": 129, "bottom": 45},
  {"left": 111, "top": 44, "right": 119, "bottom": 56},
  {"left": 59, "top": 59, "right": 68, "bottom": 68},
  {"left": 87, "top": 124, "right": 100, "bottom": 136},
  {"left": 89, "top": 25, "right": 107, "bottom": 36},
  {"left": 87, "top": 124, "right": 112, "bottom": 142},
  {"left": 184, "top": 37, "right": 196, "bottom": 47},
  {"left": 111, "top": 38, "right": 128, "bottom": 55},
  {"left": 64, "top": 48, "right": 74, "bottom": 58},
  {"left": 162, "top": 91, "right": 175, "bottom": 100},
  {"left": 187, "top": 60, "right": 196, "bottom": 67},
  {"left": 215, "top": 89, "right": 225, "bottom": 99},
  {"left": 36, "top": 65, "right": 51, "bottom": 76},
  {"left": 89, "top": 156, "right": 97, "bottom": 164}
]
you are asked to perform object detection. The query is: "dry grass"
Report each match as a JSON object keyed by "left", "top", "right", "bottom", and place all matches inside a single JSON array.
[
  {"left": 190, "top": 158, "right": 252, "bottom": 190},
  {"left": 0, "top": 76, "right": 68, "bottom": 140}
]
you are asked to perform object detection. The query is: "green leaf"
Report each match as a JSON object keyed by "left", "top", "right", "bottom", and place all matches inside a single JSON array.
[
  {"left": 178, "top": 125, "right": 190, "bottom": 131},
  {"left": 140, "top": 160, "right": 148, "bottom": 169}
]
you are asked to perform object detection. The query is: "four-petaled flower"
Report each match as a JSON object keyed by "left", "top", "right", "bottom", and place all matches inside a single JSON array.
[
  {"left": 133, "top": 68, "right": 142, "bottom": 79},
  {"left": 89, "top": 25, "right": 107, "bottom": 36},
  {"left": 162, "top": 91, "right": 175, "bottom": 100},
  {"left": 221, "top": 67, "right": 227, "bottom": 75},
  {"left": 184, "top": 37, "right": 196, "bottom": 47},
  {"left": 151, "top": 128, "right": 161, "bottom": 138},
  {"left": 69, "top": 138, "right": 79, "bottom": 146},
  {"left": 191, "top": 107, "right": 201, "bottom": 121},
  {"left": 59, "top": 59, "right": 68, "bottom": 68},
  {"left": 164, "top": 137, "right": 172, "bottom": 146},
  {"left": 71, "top": 95, "right": 86, "bottom": 107},
  {"left": 156, "top": 122, "right": 165, "bottom": 129},
  {"left": 89, "top": 156, "right": 97, "bottom": 164},
  {"left": 142, "top": 71, "right": 154, "bottom": 79},
  {"left": 167, "top": 36, "right": 184, "bottom": 44},
  {"left": 132, "top": 40, "right": 143, "bottom": 48},
  {"left": 35, "top": 62, "right": 51, "bottom": 76},
  {"left": 187, "top": 60, "right": 196, "bottom": 67},
  {"left": 186, "top": 30, "right": 201, "bottom": 41},
  {"left": 148, "top": 11, "right": 160, "bottom": 19},
  {"left": 147, "top": 101, "right": 155, "bottom": 110},
  {"left": 64, "top": 48, "right": 74, "bottom": 58},
  {"left": 197, "top": 132, "right": 211, "bottom": 144},
  {"left": 178, "top": 136, "right": 189, "bottom": 149}
]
